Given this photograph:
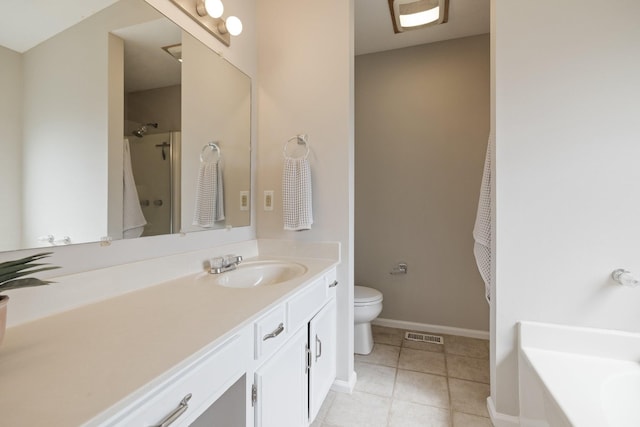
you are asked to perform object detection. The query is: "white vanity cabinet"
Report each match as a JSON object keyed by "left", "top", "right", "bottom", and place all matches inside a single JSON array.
[
  {"left": 253, "top": 325, "right": 309, "bottom": 427},
  {"left": 308, "top": 297, "right": 337, "bottom": 421},
  {"left": 0, "top": 257, "right": 338, "bottom": 427},
  {"left": 252, "top": 269, "right": 338, "bottom": 427},
  {"left": 94, "top": 328, "right": 253, "bottom": 427}
]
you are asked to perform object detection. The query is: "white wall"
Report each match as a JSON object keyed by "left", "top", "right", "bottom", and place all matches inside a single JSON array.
[
  {"left": 22, "top": 18, "right": 109, "bottom": 247},
  {"left": 256, "top": 0, "right": 355, "bottom": 388},
  {"left": 21, "top": 0, "right": 166, "bottom": 248},
  {"left": 0, "top": 46, "right": 23, "bottom": 251},
  {"left": 355, "top": 35, "right": 490, "bottom": 334},
  {"left": 492, "top": 0, "right": 640, "bottom": 418},
  {"left": 181, "top": 31, "right": 251, "bottom": 232}
]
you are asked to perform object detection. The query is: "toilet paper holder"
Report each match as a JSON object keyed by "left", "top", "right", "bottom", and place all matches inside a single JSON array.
[{"left": 390, "top": 263, "right": 408, "bottom": 275}]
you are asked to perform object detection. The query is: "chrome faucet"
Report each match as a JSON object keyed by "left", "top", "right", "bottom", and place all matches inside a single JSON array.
[{"left": 209, "top": 254, "right": 243, "bottom": 274}]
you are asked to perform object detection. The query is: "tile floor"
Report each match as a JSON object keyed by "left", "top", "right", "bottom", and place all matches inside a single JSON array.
[{"left": 312, "top": 326, "right": 493, "bottom": 427}]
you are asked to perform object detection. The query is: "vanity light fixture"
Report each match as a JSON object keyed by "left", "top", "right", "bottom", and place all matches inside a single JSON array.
[
  {"left": 388, "top": 0, "right": 449, "bottom": 33},
  {"left": 197, "top": 0, "right": 224, "bottom": 18},
  {"left": 169, "top": 0, "right": 243, "bottom": 46}
]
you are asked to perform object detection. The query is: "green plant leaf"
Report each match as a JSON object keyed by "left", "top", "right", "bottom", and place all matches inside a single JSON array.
[
  {"left": 0, "top": 278, "right": 55, "bottom": 292},
  {"left": 0, "top": 252, "right": 59, "bottom": 290},
  {"left": 0, "top": 266, "right": 60, "bottom": 284},
  {"left": 0, "top": 253, "right": 53, "bottom": 270}
]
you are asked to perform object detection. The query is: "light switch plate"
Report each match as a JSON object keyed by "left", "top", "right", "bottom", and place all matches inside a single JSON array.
[
  {"left": 240, "top": 191, "right": 249, "bottom": 211},
  {"left": 264, "top": 191, "right": 274, "bottom": 211}
]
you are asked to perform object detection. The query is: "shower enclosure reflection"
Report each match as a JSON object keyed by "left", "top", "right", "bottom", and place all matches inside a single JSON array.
[{"left": 128, "top": 132, "right": 181, "bottom": 236}]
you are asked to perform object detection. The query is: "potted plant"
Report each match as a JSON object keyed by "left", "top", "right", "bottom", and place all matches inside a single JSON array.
[{"left": 0, "top": 253, "right": 60, "bottom": 346}]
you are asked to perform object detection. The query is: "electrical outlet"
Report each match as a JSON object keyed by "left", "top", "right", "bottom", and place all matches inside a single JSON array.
[
  {"left": 264, "top": 191, "right": 274, "bottom": 211},
  {"left": 240, "top": 191, "right": 249, "bottom": 211}
]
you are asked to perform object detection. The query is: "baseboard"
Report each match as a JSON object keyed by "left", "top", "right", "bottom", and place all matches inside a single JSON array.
[
  {"left": 331, "top": 370, "right": 357, "bottom": 394},
  {"left": 487, "top": 397, "right": 520, "bottom": 427},
  {"left": 373, "top": 318, "right": 490, "bottom": 340}
]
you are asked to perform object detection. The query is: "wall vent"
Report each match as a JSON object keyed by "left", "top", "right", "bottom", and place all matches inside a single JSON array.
[{"left": 404, "top": 332, "right": 443, "bottom": 344}]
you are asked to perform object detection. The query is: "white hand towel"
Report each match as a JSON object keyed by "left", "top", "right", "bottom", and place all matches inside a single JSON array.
[
  {"left": 193, "top": 161, "right": 225, "bottom": 227},
  {"left": 122, "top": 139, "right": 146, "bottom": 238},
  {"left": 283, "top": 158, "right": 313, "bottom": 231},
  {"left": 473, "top": 134, "right": 493, "bottom": 303}
]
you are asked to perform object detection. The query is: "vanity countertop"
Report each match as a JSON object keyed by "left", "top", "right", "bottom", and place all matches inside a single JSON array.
[{"left": 0, "top": 256, "right": 337, "bottom": 426}]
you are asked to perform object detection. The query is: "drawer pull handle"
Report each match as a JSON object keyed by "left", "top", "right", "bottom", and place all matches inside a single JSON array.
[
  {"left": 150, "top": 393, "right": 192, "bottom": 427},
  {"left": 329, "top": 280, "right": 338, "bottom": 288},
  {"left": 315, "top": 335, "right": 322, "bottom": 362},
  {"left": 263, "top": 323, "right": 285, "bottom": 341}
]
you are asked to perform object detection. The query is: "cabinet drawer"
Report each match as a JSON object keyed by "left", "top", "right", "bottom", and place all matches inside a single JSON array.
[
  {"left": 254, "top": 304, "right": 287, "bottom": 362},
  {"left": 287, "top": 276, "right": 328, "bottom": 334},
  {"left": 104, "top": 329, "right": 251, "bottom": 427}
]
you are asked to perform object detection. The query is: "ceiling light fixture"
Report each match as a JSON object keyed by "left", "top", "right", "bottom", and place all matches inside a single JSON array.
[
  {"left": 170, "top": 0, "right": 243, "bottom": 46},
  {"left": 388, "top": 0, "right": 449, "bottom": 33},
  {"left": 162, "top": 44, "right": 183, "bottom": 63}
]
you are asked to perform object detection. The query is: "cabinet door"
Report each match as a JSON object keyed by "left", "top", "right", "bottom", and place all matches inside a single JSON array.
[
  {"left": 308, "top": 298, "right": 337, "bottom": 422},
  {"left": 254, "top": 326, "right": 308, "bottom": 427}
]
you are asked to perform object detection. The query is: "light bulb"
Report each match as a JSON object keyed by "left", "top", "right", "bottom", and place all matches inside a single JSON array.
[
  {"left": 204, "top": 0, "right": 224, "bottom": 18},
  {"left": 225, "top": 16, "right": 243, "bottom": 36}
]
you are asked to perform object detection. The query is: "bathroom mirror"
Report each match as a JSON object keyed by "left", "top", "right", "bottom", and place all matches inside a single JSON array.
[{"left": 0, "top": 0, "right": 251, "bottom": 252}]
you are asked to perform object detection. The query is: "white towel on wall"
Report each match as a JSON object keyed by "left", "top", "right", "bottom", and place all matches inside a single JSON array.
[
  {"left": 473, "top": 134, "right": 493, "bottom": 303},
  {"left": 283, "top": 158, "right": 313, "bottom": 231},
  {"left": 193, "top": 161, "right": 225, "bottom": 227},
  {"left": 122, "top": 138, "right": 147, "bottom": 238}
]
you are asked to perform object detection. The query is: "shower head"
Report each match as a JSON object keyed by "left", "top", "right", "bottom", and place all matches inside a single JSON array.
[{"left": 131, "top": 123, "right": 158, "bottom": 138}]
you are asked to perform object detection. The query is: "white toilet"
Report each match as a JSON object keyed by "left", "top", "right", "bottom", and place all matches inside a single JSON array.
[{"left": 354, "top": 285, "right": 384, "bottom": 355}]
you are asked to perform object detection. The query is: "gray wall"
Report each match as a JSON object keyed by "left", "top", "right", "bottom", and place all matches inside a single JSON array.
[{"left": 355, "top": 34, "right": 490, "bottom": 332}]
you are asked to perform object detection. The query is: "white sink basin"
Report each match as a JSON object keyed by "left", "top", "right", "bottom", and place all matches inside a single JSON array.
[{"left": 209, "top": 260, "right": 307, "bottom": 288}]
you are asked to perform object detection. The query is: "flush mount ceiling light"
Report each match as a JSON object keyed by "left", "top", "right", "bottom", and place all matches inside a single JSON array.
[
  {"left": 388, "top": 0, "right": 449, "bottom": 33},
  {"left": 169, "top": 0, "right": 243, "bottom": 46},
  {"left": 162, "top": 43, "right": 183, "bottom": 62}
]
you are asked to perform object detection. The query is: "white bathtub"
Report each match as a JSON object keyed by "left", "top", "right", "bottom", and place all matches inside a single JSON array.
[{"left": 518, "top": 321, "right": 640, "bottom": 427}]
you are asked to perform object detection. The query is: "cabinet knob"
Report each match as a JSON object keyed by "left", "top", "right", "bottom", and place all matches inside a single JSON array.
[{"left": 328, "top": 280, "right": 338, "bottom": 288}]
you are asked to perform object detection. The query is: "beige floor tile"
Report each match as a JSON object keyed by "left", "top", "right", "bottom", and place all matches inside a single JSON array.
[
  {"left": 354, "top": 361, "right": 397, "bottom": 397},
  {"left": 324, "top": 391, "right": 391, "bottom": 427},
  {"left": 446, "top": 354, "right": 490, "bottom": 384},
  {"left": 393, "top": 369, "right": 449, "bottom": 409},
  {"left": 372, "top": 325, "right": 404, "bottom": 346},
  {"left": 388, "top": 400, "right": 450, "bottom": 427},
  {"left": 311, "top": 390, "right": 337, "bottom": 426},
  {"left": 355, "top": 343, "right": 400, "bottom": 367},
  {"left": 398, "top": 347, "right": 446, "bottom": 376},
  {"left": 452, "top": 411, "right": 494, "bottom": 427},
  {"left": 444, "top": 335, "right": 489, "bottom": 359},
  {"left": 449, "top": 378, "right": 490, "bottom": 417}
]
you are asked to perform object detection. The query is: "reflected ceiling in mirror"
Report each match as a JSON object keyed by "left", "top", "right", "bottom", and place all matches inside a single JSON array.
[{"left": 0, "top": 0, "right": 251, "bottom": 253}]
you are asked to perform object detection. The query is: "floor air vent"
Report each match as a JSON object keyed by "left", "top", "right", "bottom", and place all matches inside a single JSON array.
[{"left": 404, "top": 332, "right": 444, "bottom": 344}]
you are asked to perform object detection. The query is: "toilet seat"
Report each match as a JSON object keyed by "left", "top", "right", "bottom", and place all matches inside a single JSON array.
[{"left": 355, "top": 286, "right": 383, "bottom": 305}]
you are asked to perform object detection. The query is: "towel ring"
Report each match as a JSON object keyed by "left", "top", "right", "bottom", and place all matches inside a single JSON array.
[
  {"left": 283, "top": 134, "right": 310, "bottom": 160},
  {"left": 200, "top": 142, "right": 221, "bottom": 163}
]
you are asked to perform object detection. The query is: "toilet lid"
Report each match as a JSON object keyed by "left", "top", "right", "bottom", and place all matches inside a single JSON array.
[{"left": 354, "top": 286, "right": 383, "bottom": 304}]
